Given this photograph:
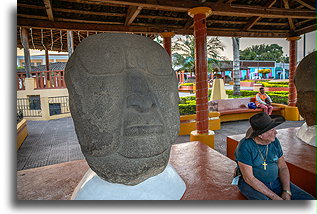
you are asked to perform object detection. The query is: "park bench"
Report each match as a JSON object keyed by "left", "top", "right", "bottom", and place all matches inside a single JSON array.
[
  {"left": 226, "top": 128, "right": 316, "bottom": 198},
  {"left": 208, "top": 97, "right": 285, "bottom": 122}
]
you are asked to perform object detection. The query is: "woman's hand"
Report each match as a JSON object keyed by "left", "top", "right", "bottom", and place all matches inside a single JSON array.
[{"left": 281, "top": 192, "right": 291, "bottom": 200}]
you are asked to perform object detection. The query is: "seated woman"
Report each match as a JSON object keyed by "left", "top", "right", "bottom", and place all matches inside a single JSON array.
[{"left": 234, "top": 112, "right": 315, "bottom": 200}]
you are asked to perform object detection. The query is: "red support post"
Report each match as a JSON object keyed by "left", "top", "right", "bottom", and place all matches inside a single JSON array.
[
  {"left": 180, "top": 70, "right": 185, "bottom": 84},
  {"left": 188, "top": 7, "right": 212, "bottom": 134},
  {"left": 160, "top": 32, "right": 175, "bottom": 60},
  {"left": 287, "top": 37, "right": 300, "bottom": 107}
]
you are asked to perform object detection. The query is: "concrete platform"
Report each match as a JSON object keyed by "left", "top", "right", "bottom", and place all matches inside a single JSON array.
[
  {"left": 17, "top": 141, "right": 245, "bottom": 200},
  {"left": 227, "top": 127, "right": 316, "bottom": 198}
]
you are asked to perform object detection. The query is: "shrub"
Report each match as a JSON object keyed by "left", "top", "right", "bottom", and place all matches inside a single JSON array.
[
  {"left": 179, "top": 97, "right": 196, "bottom": 115},
  {"left": 179, "top": 102, "right": 196, "bottom": 115},
  {"left": 226, "top": 90, "right": 257, "bottom": 97},
  {"left": 268, "top": 94, "right": 288, "bottom": 105},
  {"left": 225, "top": 90, "right": 289, "bottom": 104},
  {"left": 179, "top": 83, "right": 194, "bottom": 86},
  {"left": 258, "top": 69, "right": 271, "bottom": 74},
  {"left": 262, "top": 83, "right": 288, "bottom": 88},
  {"left": 255, "top": 79, "right": 270, "bottom": 83},
  {"left": 179, "top": 96, "right": 196, "bottom": 104},
  {"left": 180, "top": 90, "right": 289, "bottom": 114},
  {"left": 257, "top": 81, "right": 289, "bottom": 88},
  {"left": 241, "top": 80, "right": 255, "bottom": 82}
]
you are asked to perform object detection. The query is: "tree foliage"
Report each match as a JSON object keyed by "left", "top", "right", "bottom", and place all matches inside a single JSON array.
[
  {"left": 239, "top": 44, "right": 289, "bottom": 63},
  {"left": 258, "top": 69, "right": 271, "bottom": 74},
  {"left": 172, "top": 35, "right": 225, "bottom": 74}
]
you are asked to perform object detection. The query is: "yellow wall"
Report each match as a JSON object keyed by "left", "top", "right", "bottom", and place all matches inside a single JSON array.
[
  {"left": 17, "top": 78, "right": 70, "bottom": 120},
  {"left": 179, "top": 112, "right": 221, "bottom": 135},
  {"left": 17, "top": 119, "right": 28, "bottom": 150},
  {"left": 19, "top": 59, "right": 43, "bottom": 66}
]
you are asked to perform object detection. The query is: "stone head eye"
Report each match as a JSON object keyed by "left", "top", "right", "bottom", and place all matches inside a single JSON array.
[
  {"left": 76, "top": 38, "right": 125, "bottom": 75},
  {"left": 146, "top": 44, "right": 173, "bottom": 76}
]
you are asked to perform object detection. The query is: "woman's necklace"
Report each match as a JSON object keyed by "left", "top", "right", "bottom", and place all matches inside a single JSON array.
[{"left": 256, "top": 143, "right": 269, "bottom": 170}]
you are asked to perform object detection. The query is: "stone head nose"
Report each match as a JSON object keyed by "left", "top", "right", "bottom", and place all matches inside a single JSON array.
[
  {"left": 125, "top": 70, "right": 156, "bottom": 113},
  {"left": 126, "top": 94, "right": 155, "bottom": 113}
]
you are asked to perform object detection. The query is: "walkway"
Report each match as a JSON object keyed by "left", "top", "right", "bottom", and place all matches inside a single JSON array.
[{"left": 17, "top": 117, "right": 304, "bottom": 171}]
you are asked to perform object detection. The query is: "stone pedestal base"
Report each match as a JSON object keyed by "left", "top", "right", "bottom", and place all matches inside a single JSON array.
[
  {"left": 296, "top": 122, "right": 316, "bottom": 147},
  {"left": 71, "top": 164, "right": 186, "bottom": 200},
  {"left": 190, "top": 130, "right": 214, "bottom": 148},
  {"left": 210, "top": 79, "right": 228, "bottom": 100}
]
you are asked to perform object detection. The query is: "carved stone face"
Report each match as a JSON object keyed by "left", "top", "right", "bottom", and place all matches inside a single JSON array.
[
  {"left": 294, "top": 51, "right": 316, "bottom": 126},
  {"left": 65, "top": 33, "right": 180, "bottom": 185}
]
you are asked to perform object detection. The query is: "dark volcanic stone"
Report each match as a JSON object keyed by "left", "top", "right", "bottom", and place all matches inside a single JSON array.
[
  {"left": 65, "top": 33, "right": 180, "bottom": 185},
  {"left": 294, "top": 51, "right": 316, "bottom": 126}
]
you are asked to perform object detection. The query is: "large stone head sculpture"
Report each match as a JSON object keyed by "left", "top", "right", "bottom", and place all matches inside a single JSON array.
[
  {"left": 65, "top": 33, "right": 180, "bottom": 185},
  {"left": 294, "top": 51, "right": 316, "bottom": 126}
]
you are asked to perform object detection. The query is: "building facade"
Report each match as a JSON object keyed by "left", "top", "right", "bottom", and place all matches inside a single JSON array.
[{"left": 17, "top": 54, "right": 69, "bottom": 67}]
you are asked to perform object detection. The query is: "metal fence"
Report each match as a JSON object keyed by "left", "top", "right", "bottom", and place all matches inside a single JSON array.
[
  {"left": 17, "top": 97, "right": 42, "bottom": 117},
  {"left": 48, "top": 96, "right": 70, "bottom": 116}
]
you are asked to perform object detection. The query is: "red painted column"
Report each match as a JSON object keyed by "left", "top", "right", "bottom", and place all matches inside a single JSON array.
[
  {"left": 180, "top": 70, "right": 185, "bottom": 84},
  {"left": 287, "top": 37, "right": 300, "bottom": 107},
  {"left": 188, "top": 7, "right": 212, "bottom": 134},
  {"left": 160, "top": 32, "right": 175, "bottom": 60}
]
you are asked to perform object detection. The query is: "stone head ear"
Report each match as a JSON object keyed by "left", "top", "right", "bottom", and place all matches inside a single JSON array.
[{"left": 294, "top": 51, "right": 316, "bottom": 126}]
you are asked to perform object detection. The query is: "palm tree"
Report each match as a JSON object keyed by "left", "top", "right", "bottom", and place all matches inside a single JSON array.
[{"left": 172, "top": 35, "right": 225, "bottom": 77}]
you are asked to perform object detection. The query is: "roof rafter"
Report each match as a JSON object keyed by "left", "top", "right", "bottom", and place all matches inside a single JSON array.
[
  {"left": 283, "top": 0, "right": 296, "bottom": 32},
  {"left": 293, "top": 0, "right": 316, "bottom": 10},
  {"left": 242, "top": 0, "right": 276, "bottom": 31},
  {"left": 43, "top": 0, "right": 54, "bottom": 21},
  {"left": 295, "top": 24, "right": 316, "bottom": 35},
  {"left": 184, "top": 18, "right": 194, "bottom": 29},
  {"left": 61, "top": 0, "right": 315, "bottom": 19},
  {"left": 125, "top": 6, "right": 142, "bottom": 26},
  {"left": 17, "top": 18, "right": 291, "bottom": 38}
]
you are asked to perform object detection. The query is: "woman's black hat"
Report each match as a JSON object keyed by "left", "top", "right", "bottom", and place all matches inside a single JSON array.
[{"left": 245, "top": 112, "right": 285, "bottom": 139}]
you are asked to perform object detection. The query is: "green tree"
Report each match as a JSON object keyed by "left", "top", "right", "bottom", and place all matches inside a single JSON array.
[
  {"left": 240, "top": 44, "right": 287, "bottom": 62},
  {"left": 172, "top": 35, "right": 225, "bottom": 76}
]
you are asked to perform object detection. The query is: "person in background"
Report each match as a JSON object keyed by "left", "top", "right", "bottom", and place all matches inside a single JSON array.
[
  {"left": 255, "top": 87, "right": 273, "bottom": 115},
  {"left": 234, "top": 112, "right": 315, "bottom": 200}
]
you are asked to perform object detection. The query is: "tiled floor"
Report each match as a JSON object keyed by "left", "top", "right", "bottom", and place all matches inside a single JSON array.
[{"left": 17, "top": 117, "right": 304, "bottom": 171}]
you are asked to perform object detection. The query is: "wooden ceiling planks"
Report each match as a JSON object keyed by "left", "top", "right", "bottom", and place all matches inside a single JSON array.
[{"left": 17, "top": 0, "right": 316, "bottom": 51}]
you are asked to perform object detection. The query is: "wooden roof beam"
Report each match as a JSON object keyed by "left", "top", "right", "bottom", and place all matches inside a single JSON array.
[
  {"left": 43, "top": 0, "right": 54, "bottom": 21},
  {"left": 223, "top": 0, "right": 235, "bottom": 4},
  {"left": 242, "top": 0, "right": 276, "bottom": 31},
  {"left": 184, "top": 18, "right": 194, "bottom": 29},
  {"left": 17, "top": 18, "right": 291, "bottom": 38},
  {"left": 283, "top": 0, "right": 296, "bottom": 32},
  {"left": 295, "top": 24, "right": 316, "bottom": 35},
  {"left": 64, "top": 0, "right": 315, "bottom": 19},
  {"left": 53, "top": 8, "right": 126, "bottom": 17},
  {"left": 242, "top": 16, "right": 261, "bottom": 31},
  {"left": 125, "top": 6, "right": 142, "bottom": 26},
  {"left": 293, "top": 0, "right": 316, "bottom": 10}
]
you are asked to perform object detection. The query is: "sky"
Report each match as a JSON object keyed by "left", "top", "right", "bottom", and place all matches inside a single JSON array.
[
  {"left": 17, "top": 30, "right": 316, "bottom": 63},
  {"left": 217, "top": 30, "right": 316, "bottom": 62}
]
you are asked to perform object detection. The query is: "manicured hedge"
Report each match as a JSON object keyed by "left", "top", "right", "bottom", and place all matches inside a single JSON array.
[
  {"left": 226, "top": 90, "right": 289, "bottom": 104},
  {"left": 179, "top": 97, "right": 196, "bottom": 115},
  {"left": 179, "top": 83, "right": 194, "bottom": 86},
  {"left": 258, "top": 81, "right": 289, "bottom": 88},
  {"left": 179, "top": 90, "right": 289, "bottom": 115},
  {"left": 241, "top": 80, "right": 255, "bottom": 82}
]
